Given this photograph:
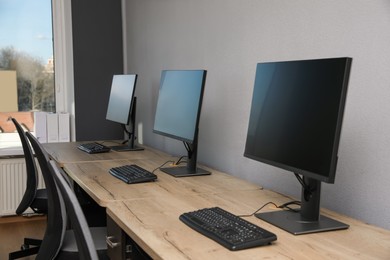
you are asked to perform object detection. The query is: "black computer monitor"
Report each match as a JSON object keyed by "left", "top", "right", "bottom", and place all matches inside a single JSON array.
[
  {"left": 244, "top": 57, "right": 352, "bottom": 234},
  {"left": 153, "top": 70, "right": 210, "bottom": 177},
  {"left": 106, "top": 74, "right": 143, "bottom": 151}
]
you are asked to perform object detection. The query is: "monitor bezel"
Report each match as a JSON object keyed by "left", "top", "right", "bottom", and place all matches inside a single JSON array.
[
  {"left": 152, "top": 69, "right": 210, "bottom": 177},
  {"left": 244, "top": 57, "right": 352, "bottom": 235},
  {"left": 244, "top": 57, "right": 352, "bottom": 184},
  {"left": 106, "top": 74, "right": 144, "bottom": 151},
  {"left": 106, "top": 74, "right": 138, "bottom": 126},
  {"left": 152, "top": 70, "right": 207, "bottom": 145}
]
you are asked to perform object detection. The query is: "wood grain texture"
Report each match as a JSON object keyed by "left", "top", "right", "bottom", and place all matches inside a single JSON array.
[
  {"left": 43, "top": 141, "right": 145, "bottom": 167},
  {"left": 56, "top": 143, "right": 261, "bottom": 207},
  {"left": 45, "top": 143, "right": 390, "bottom": 259},
  {"left": 107, "top": 190, "right": 390, "bottom": 260},
  {"left": 63, "top": 158, "right": 261, "bottom": 207}
]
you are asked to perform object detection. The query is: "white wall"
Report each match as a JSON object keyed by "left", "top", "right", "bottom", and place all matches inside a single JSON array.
[{"left": 124, "top": 0, "right": 390, "bottom": 230}]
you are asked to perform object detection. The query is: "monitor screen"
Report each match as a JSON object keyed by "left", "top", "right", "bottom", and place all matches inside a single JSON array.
[
  {"left": 106, "top": 74, "right": 143, "bottom": 151},
  {"left": 244, "top": 57, "right": 352, "bottom": 234},
  {"left": 153, "top": 70, "right": 210, "bottom": 177},
  {"left": 153, "top": 70, "right": 206, "bottom": 144},
  {"left": 244, "top": 57, "right": 352, "bottom": 183},
  {"left": 106, "top": 74, "right": 137, "bottom": 125}
]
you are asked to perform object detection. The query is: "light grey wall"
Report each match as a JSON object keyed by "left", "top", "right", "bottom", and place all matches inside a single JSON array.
[{"left": 124, "top": 0, "right": 390, "bottom": 230}]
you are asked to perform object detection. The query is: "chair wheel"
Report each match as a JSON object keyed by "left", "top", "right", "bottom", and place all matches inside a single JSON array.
[{"left": 21, "top": 244, "right": 30, "bottom": 250}]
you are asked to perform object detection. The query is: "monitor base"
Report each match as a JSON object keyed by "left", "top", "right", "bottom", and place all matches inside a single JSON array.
[
  {"left": 256, "top": 210, "right": 349, "bottom": 235},
  {"left": 110, "top": 145, "right": 144, "bottom": 152},
  {"left": 161, "top": 166, "right": 211, "bottom": 177}
]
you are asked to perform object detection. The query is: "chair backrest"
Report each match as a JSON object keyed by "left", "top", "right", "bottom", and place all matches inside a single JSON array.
[
  {"left": 25, "top": 132, "right": 66, "bottom": 260},
  {"left": 11, "top": 118, "right": 38, "bottom": 215},
  {"left": 49, "top": 160, "right": 99, "bottom": 260}
]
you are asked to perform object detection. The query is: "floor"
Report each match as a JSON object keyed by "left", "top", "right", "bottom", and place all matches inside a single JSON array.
[{"left": 0, "top": 215, "right": 46, "bottom": 259}]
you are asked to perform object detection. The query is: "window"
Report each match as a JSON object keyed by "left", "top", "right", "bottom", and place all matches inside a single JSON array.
[
  {"left": 0, "top": 0, "right": 55, "bottom": 114},
  {"left": 0, "top": 0, "right": 56, "bottom": 149}
]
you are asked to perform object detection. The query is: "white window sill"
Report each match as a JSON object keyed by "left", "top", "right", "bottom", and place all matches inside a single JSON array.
[
  {"left": 0, "top": 147, "right": 24, "bottom": 157},
  {"left": 0, "top": 133, "right": 24, "bottom": 156}
]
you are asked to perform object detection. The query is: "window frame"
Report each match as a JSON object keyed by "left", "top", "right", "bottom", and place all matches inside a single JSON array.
[{"left": 52, "top": 0, "right": 75, "bottom": 140}]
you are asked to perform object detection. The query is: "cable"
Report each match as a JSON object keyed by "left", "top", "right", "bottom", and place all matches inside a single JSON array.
[
  {"left": 278, "top": 200, "right": 301, "bottom": 213},
  {"left": 238, "top": 202, "right": 278, "bottom": 217},
  {"left": 152, "top": 160, "right": 175, "bottom": 173},
  {"left": 183, "top": 141, "right": 193, "bottom": 159},
  {"left": 120, "top": 124, "right": 137, "bottom": 145},
  {"left": 294, "top": 173, "right": 308, "bottom": 189},
  {"left": 174, "top": 155, "right": 187, "bottom": 165},
  {"left": 238, "top": 200, "right": 301, "bottom": 218},
  {"left": 151, "top": 155, "right": 189, "bottom": 173},
  {"left": 183, "top": 141, "right": 191, "bottom": 153}
]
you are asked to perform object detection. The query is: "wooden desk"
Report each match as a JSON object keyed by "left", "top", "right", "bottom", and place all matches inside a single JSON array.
[
  {"left": 43, "top": 141, "right": 165, "bottom": 166},
  {"left": 63, "top": 159, "right": 261, "bottom": 207},
  {"left": 107, "top": 189, "right": 390, "bottom": 260},
  {"left": 46, "top": 143, "right": 390, "bottom": 259}
]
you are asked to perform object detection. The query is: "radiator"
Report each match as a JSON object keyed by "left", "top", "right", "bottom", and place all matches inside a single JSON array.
[{"left": 0, "top": 158, "right": 45, "bottom": 216}]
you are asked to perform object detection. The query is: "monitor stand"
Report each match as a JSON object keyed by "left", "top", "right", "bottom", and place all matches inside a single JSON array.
[
  {"left": 256, "top": 177, "right": 349, "bottom": 235},
  {"left": 111, "top": 97, "right": 144, "bottom": 152},
  {"left": 161, "top": 166, "right": 210, "bottom": 177},
  {"left": 161, "top": 141, "right": 210, "bottom": 177},
  {"left": 111, "top": 130, "right": 144, "bottom": 152},
  {"left": 256, "top": 210, "right": 349, "bottom": 235},
  {"left": 110, "top": 142, "right": 144, "bottom": 152}
]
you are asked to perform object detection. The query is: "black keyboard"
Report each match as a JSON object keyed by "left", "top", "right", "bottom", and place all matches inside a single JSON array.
[
  {"left": 179, "top": 207, "right": 277, "bottom": 251},
  {"left": 78, "top": 142, "right": 111, "bottom": 154},
  {"left": 109, "top": 164, "right": 157, "bottom": 184}
]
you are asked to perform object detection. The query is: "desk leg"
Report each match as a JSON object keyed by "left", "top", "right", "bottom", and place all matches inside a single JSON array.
[{"left": 106, "top": 215, "right": 151, "bottom": 260}]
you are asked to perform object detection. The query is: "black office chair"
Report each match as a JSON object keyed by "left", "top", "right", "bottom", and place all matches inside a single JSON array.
[
  {"left": 49, "top": 160, "right": 107, "bottom": 259},
  {"left": 25, "top": 132, "right": 108, "bottom": 260},
  {"left": 8, "top": 118, "right": 48, "bottom": 259},
  {"left": 11, "top": 118, "right": 47, "bottom": 214}
]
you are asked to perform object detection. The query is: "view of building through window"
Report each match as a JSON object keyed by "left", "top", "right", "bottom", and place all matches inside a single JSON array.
[{"left": 0, "top": 0, "right": 54, "bottom": 134}]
